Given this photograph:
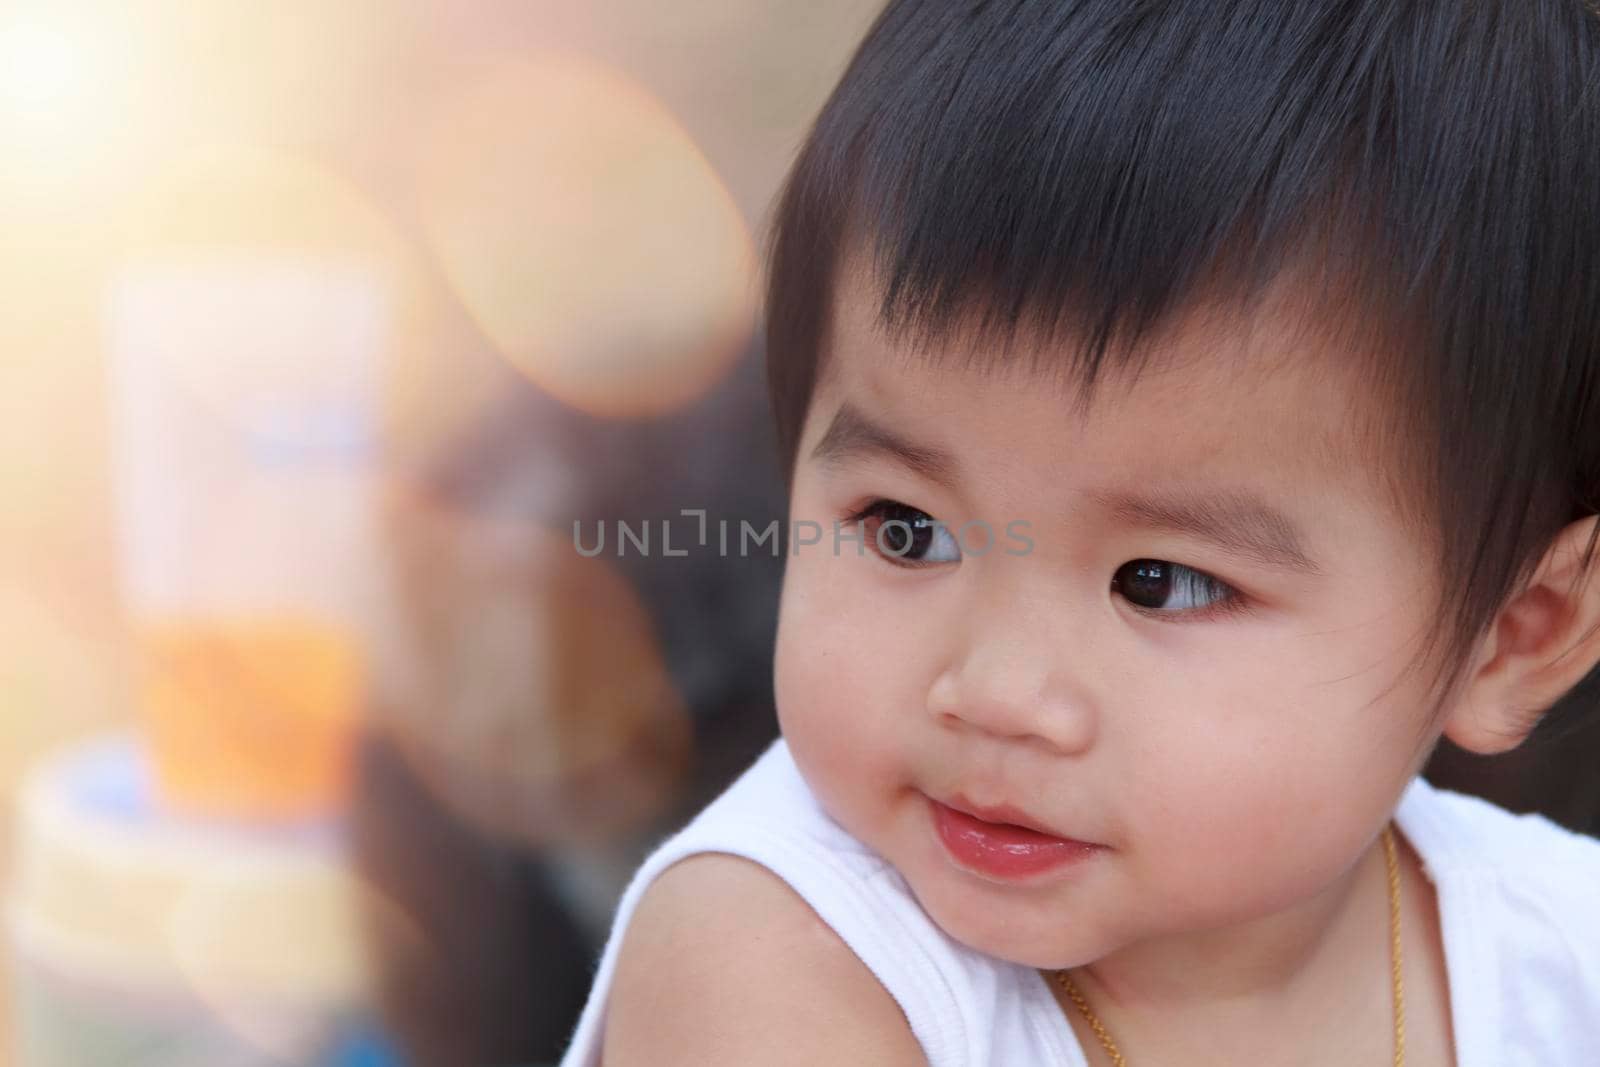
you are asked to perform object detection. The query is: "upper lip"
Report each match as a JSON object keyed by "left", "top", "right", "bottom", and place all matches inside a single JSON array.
[{"left": 938, "top": 792, "right": 1087, "bottom": 842}]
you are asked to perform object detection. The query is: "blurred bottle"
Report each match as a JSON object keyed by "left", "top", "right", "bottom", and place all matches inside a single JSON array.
[{"left": 104, "top": 255, "right": 387, "bottom": 820}]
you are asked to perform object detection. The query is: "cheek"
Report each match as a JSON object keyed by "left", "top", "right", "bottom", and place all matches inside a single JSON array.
[
  {"left": 774, "top": 555, "right": 915, "bottom": 823},
  {"left": 1130, "top": 591, "right": 1428, "bottom": 788},
  {"left": 1116, "top": 629, "right": 1423, "bottom": 921}
]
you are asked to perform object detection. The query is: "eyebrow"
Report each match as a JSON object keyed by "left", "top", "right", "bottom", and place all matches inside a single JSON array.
[
  {"left": 808, "top": 401, "right": 1324, "bottom": 577},
  {"left": 809, "top": 401, "right": 962, "bottom": 489},
  {"left": 1083, "top": 486, "right": 1324, "bottom": 577}
]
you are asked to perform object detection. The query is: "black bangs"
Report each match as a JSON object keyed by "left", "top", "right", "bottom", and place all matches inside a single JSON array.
[
  {"left": 845, "top": 2, "right": 1401, "bottom": 381},
  {"left": 765, "top": 0, "right": 1600, "bottom": 740}
]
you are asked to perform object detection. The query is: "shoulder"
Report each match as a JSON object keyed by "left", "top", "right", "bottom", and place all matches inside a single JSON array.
[
  {"left": 600, "top": 851, "right": 928, "bottom": 1067},
  {"left": 1407, "top": 779, "right": 1600, "bottom": 891},
  {"left": 1406, "top": 782, "right": 1600, "bottom": 986},
  {"left": 1479, "top": 805, "right": 1600, "bottom": 927},
  {"left": 1402, "top": 784, "right": 1600, "bottom": 1045}
]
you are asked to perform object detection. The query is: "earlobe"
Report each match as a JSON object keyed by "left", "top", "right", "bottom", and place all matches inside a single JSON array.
[{"left": 1443, "top": 514, "right": 1600, "bottom": 756}]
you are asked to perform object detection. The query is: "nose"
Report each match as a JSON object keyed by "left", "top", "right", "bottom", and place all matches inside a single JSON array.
[{"left": 925, "top": 589, "right": 1098, "bottom": 756}]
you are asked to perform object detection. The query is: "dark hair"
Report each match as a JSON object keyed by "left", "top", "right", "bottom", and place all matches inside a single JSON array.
[{"left": 764, "top": 0, "right": 1600, "bottom": 741}]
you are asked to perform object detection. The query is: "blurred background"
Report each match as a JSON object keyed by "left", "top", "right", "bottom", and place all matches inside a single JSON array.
[
  {"left": 0, "top": 1, "right": 875, "bottom": 1063},
  {"left": 1, "top": 2, "right": 1596, "bottom": 1066}
]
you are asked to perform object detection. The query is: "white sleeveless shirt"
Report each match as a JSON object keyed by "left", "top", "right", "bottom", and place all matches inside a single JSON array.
[{"left": 558, "top": 737, "right": 1600, "bottom": 1066}]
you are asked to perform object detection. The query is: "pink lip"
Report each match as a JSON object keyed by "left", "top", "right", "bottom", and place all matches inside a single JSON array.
[
  {"left": 929, "top": 795, "right": 1102, "bottom": 881},
  {"left": 945, "top": 794, "right": 1068, "bottom": 838}
]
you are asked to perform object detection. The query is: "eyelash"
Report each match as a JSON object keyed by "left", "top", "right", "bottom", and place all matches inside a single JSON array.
[
  {"left": 1113, "top": 562, "right": 1250, "bottom": 623},
  {"left": 841, "top": 497, "right": 1252, "bottom": 622},
  {"left": 842, "top": 497, "right": 952, "bottom": 570}
]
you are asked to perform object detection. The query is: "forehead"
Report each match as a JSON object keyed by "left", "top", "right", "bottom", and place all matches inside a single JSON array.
[{"left": 812, "top": 257, "right": 1410, "bottom": 523}]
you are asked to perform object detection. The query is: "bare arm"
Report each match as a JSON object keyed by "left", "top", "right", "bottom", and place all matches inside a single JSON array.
[{"left": 600, "top": 852, "right": 929, "bottom": 1066}]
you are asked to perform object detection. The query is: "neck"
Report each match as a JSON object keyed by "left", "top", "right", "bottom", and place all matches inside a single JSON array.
[{"left": 1074, "top": 827, "right": 1394, "bottom": 1021}]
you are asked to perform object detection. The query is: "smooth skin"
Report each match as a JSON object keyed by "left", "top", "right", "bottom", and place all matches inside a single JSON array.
[
  {"left": 601, "top": 263, "right": 1600, "bottom": 1065},
  {"left": 602, "top": 852, "right": 925, "bottom": 1065}
]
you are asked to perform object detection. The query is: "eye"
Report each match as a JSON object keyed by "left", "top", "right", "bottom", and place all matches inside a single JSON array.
[
  {"left": 845, "top": 499, "right": 962, "bottom": 567},
  {"left": 1111, "top": 559, "right": 1245, "bottom": 620}
]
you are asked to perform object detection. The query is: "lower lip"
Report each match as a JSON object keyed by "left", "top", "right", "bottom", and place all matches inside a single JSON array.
[{"left": 930, "top": 798, "right": 1101, "bottom": 881}]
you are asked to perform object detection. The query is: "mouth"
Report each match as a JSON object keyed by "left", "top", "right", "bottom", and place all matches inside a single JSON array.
[
  {"left": 941, "top": 793, "right": 1077, "bottom": 839},
  {"left": 928, "top": 793, "right": 1104, "bottom": 882}
]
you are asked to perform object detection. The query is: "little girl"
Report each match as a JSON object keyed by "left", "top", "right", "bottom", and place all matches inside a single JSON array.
[{"left": 560, "top": 1, "right": 1600, "bottom": 1062}]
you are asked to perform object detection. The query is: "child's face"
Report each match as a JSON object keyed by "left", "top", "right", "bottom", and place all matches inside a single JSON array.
[{"left": 773, "top": 269, "right": 1448, "bottom": 969}]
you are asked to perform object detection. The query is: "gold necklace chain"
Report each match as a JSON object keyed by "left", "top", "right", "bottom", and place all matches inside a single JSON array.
[{"left": 1052, "top": 823, "right": 1406, "bottom": 1067}]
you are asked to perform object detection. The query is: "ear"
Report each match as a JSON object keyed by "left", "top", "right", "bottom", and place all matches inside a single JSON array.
[{"left": 1444, "top": 514, "right": 1600, "bottom": 755}]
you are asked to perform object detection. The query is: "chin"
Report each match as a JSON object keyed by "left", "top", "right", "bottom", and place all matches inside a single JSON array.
[
  {"left": 935, "top": 896, "right": 1100, "bottom": 968},
  {"left": 897, "top": 863, "right": 1083, "bottom": 966}
]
